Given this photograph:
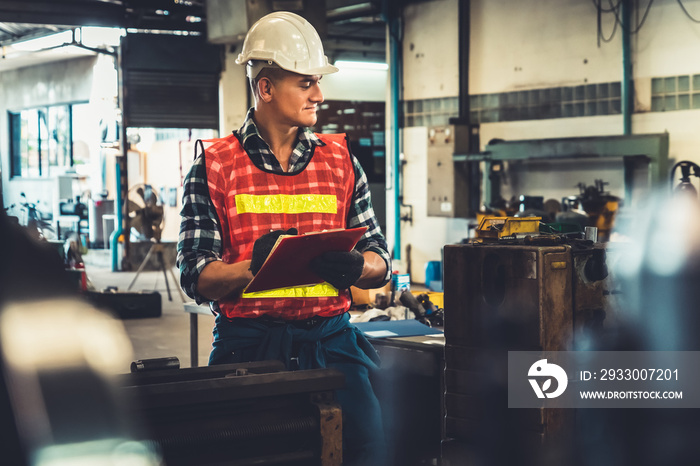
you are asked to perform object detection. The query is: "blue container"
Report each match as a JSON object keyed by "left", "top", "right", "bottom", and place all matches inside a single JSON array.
[
  {"left": 425, "top": 261, "right": 442, "bottom": 290},
  {"left": 392, "top": 273, "right": 411, "bottom": 292}
]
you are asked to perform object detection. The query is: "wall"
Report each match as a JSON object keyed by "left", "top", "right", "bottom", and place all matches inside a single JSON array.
[
  {"left": 402, "top": 126, "right": 470, "bottom": 281},
  {"left": 472, "top": 0, "right": 700, "bottom": 201},
  {"left": 0, "top": 56, "right": 98, "bottom": 214},
  {"left": 397, "top": 0, "right": 700, "bottom": 283},
  {"left": 470, "top": 0, "right": 621, "bottom": 92},
  {"left": 219, "top": 49, "right": 249, "bottom": 134},
  {"left": 399, "top": 0, "right": 461, "bottom": 282},
  {"left": 470, "top": 0, "right": 700, "bottom": 163},
  {"left": 402, "top": 0, "right": 459, "bottom": 100},
  {"left": 322, "top": 67, "right": 388, "bottom": 102}
]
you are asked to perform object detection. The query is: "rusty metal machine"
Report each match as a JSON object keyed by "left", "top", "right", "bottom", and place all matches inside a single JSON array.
[
  {"left": 119, "top": 360, "right": 344, "bottom": 466},
  {"left": 442, "top": 235, "right": 610, "bottom": 466}
]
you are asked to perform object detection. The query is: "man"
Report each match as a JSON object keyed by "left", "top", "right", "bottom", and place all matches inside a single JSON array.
[{"left": 177, "top": 11, "right": 391, "bottom": 466}]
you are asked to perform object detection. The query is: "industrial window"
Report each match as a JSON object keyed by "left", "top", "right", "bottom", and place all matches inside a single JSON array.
[
  {"left": 651, "top": 74, "right": 700, "bottom": 112},
  {"left": 8, "top": 102, "right": 89, "bottom": 178},
  {"left": 404, "top": 97, "right": 459, "bottom": 127}
]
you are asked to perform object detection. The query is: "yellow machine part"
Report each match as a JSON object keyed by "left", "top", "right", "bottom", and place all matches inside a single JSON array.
[
  {"left": 591, "top": 200, "right": 619, "bottom": 242},
  {"left": 475, "top": 216, "right": 542, "bottom": 239}
]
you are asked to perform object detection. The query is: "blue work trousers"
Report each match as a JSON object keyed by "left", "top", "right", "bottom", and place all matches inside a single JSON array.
[{"left": 209, "top": 311, "right": 387, "bottom": 466}]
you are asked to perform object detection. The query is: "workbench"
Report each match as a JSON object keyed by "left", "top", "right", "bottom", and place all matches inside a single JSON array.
[{"left": 120, "top": 360, "right": 344, "bottom": 466}]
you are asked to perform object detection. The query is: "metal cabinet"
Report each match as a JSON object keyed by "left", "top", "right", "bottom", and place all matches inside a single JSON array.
[{"left": 442, "top": 242, "right": 609, "bottom": 466}]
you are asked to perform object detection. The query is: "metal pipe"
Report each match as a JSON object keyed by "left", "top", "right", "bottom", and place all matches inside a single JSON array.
[
  {"left": 327, "top": 2, "right": 379, "bottom": 22},
  {"left": 110, "top": 157, "right": 123, "bottom": 271},
  {"left": 385, "top": 8, "right": 402, "bottom": 260},
  {"left": 621, "top": 0, "right": 632, "bottom": 135},
  {"left": 391, "top": 25, "right": 401, "bottom": 260},
  {"left": 112, "top": 41, "right": 126, "bottom": 272},
  {"left": 458, "top": 0, "right": 471, "bottom": 123}
]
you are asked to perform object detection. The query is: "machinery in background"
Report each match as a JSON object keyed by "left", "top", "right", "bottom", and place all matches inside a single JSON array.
[
  {"left": 88, "top": 197, "right": 115, "bottom": 249},
  {"left": 58, "top": 197, "right": 88, "bottom": 226},
  {"left": 82, "top": 184, "right": 172, "bottom": 318},
  {"left": 462, "top": 134, "right": 669, "bottom": 244},
  {"left": 558, "top": 179, "right": 621, "bottom": 242},
  {"left": 476, "top": 179, "right": 621, "bottom": 242},
  {"left": 670, "top": 160, "right": 700, "bottom": 197},
  {"left": 8, "top": 192, "right": 56, "bottom": 240},
  {"left": 57, "top": 196, "right": 89, "bottom": 248},
  {"left": 125, "top": 184, "right": 184, "bottom": 302},
  {"left": 474, "top": 134, "right": 669, "bottom": 209}
]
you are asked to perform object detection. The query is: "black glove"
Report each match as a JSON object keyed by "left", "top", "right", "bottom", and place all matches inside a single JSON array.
[
  {"left": 310, "top": 250, "right": 365, "bottom": 290},
  {"left": 250, "top": 228, "right": 298, "bottom": 275}
]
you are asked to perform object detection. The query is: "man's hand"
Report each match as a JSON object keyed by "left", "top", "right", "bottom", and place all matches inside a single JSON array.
[
  {"left": 250, "top": 228, "right": 298, "bottom": 275},
  {"left": 310, "top": 250, "right": 365, "bottom": 290}
]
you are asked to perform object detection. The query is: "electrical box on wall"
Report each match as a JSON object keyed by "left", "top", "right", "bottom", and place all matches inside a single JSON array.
[{"left": 427, "top": 125, "right": 474, "bottom": 218}]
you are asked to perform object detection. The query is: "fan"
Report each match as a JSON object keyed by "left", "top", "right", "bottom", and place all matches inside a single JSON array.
[
  {"left": 128, "top": 184, "right": 164, "bottom": 242},
  {"left": 126, "top": 184, "right": 185, "bottom": 303}
]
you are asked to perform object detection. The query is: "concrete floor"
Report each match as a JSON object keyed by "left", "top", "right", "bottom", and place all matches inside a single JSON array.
[{"left": 84, "top": 249, "right": 215, "bottom": 370}]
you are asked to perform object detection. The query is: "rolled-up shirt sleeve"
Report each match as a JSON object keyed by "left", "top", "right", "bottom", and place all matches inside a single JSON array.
[
  {"left": 347, "top": 154, "right": 392, "bottom": 286},
  {"left": 176, "top": 156, "right": 222, "bottom": 304}
]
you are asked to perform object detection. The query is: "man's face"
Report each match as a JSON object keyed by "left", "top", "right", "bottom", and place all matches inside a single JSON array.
[{"left": 269, "top": 73, "right": 324, "bottom": 128}]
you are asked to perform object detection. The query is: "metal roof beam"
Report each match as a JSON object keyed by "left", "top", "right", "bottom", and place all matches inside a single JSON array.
[
  {"left": 0, "top": 1, "right": 125, "bottom": 28},
  {"left": 0, "top": 0, "right": 205, "bottom": 31}
]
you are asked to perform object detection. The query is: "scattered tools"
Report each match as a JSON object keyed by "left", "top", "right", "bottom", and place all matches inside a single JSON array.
[
  {"left": 398, "top": 290, "right": 445, "bottom": 327},
  {"left": 398, "top": 290, "right": 425, "bottom": 317}
]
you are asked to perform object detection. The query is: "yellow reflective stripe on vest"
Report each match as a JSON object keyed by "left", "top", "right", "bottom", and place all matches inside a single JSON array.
[
  {"left": 235, "top": 194, "right": 337, "bottom": 214},
  {"left": 241, "top": 282, "right": 339, "bottom": 299}
]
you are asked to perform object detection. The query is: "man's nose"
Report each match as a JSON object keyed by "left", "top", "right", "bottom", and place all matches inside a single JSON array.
[{"left": 310, "top": 83, "right": 324, "bottom": 103}]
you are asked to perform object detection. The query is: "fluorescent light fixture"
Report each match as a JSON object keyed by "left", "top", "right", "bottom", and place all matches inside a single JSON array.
[
  {"left": 81, "top": 27, "right": 125, "bottom": 48},
  {"left": 334, "top": 60, "right": 389, "bottom": 71},
  {"left": 12, "top": 30, "right": 73, "bottom": 52}
]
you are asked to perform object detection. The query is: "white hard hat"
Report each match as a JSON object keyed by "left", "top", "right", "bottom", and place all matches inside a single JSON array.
[{"left": 236, "top": 11, "right": 338, "bottom": 79}]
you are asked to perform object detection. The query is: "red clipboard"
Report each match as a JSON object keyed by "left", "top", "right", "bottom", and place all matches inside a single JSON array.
[{"left": 243, "top": 226, "right": 368, "bottom": 293}]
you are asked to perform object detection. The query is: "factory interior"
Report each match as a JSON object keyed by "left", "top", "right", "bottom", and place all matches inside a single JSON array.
[{"left": 3, "top": 0, "right": 700, "bottom": 465}]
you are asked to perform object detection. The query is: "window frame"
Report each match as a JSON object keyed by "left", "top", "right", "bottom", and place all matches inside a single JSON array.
[{"left": 8, "top": 101, "right": 87, "bottom": 179}]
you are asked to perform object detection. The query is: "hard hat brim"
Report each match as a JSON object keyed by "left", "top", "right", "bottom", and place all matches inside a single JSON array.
[
  {"left": 242, "top": 59, "right": 339, "bottom": 79},
  {"left": 297, "top": 63, "right": 339, "bottom": 75}
]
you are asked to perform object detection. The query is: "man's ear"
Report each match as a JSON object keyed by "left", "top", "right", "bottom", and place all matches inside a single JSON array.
[{"left": 257, "top": 77, "right": 274, "bottom": 103}]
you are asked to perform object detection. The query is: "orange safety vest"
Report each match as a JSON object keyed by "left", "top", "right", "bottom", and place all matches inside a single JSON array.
[{"left": 203, "top": 132, "right": 355, "bottom": 320}]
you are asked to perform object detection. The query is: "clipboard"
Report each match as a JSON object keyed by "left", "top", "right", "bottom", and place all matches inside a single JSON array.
[{"left": 243, "top": 226, "right": 369, "bottom": 293}]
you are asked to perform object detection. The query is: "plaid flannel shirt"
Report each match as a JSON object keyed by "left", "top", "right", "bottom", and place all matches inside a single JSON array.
[{"left": 177, "top": 109, "right": 392, "bottom": 306}]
